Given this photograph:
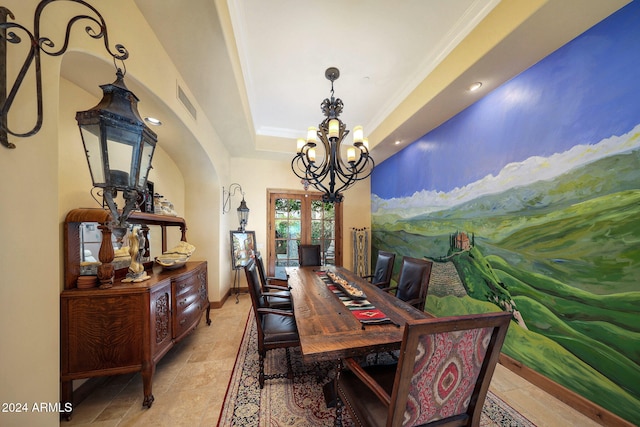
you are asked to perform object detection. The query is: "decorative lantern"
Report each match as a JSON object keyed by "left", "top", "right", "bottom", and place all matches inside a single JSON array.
[{"left": 76, "top": 68, "right": 157, "bottom": 239}]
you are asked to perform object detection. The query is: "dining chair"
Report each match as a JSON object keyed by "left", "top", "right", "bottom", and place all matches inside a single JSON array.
[
  {"left": 335, "top": 311, "right": 512, "bottom": 427},
  {"left": 382, "top": 256, "right": 432, "bottom": 312},
  {"left": 254, "top": 252, "right": 291, "bottom": 309},
  {"left": 244, "top": 259, "right": 300, "bottom": 388},
  {"left": 298, "top": 244, "right": 322, "bottom": 266},
  {"left": 362, "top": 250, "right": 395, "bottom": 288}
]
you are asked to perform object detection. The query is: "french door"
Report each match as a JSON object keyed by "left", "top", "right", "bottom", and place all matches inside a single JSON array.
[{"left": 267, "top": 190, "right": 342, "bottom": 277}]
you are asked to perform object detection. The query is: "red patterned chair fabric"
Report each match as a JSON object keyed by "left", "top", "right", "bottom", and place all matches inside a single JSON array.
[
  {"left": 405, "top": 328, "right": 492, "bottom": 425},
  {"left": 335, "top": 311, "right": 512, "bottom": 427}
]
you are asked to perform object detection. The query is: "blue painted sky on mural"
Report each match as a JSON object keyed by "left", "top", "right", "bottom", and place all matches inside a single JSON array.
[{"left": 372, "top": 1, "right": 640, "bottom": 199}]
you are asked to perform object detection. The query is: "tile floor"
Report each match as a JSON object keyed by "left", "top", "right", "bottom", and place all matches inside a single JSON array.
[{"left": 61, "top": 293, "right": 602, "bottom": 427}]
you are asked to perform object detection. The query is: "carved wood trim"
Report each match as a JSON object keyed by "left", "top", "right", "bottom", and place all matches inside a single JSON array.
[{"left": 155, "top": 293, "right": 170, "bottom": 344}]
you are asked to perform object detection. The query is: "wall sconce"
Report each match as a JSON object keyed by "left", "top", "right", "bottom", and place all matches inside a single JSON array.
[
  {"left": 223, "top": 183, "right": 250, "bottom": 232},
  {"left": 0, "top": 0, "right": 129, "bottom": 149}
]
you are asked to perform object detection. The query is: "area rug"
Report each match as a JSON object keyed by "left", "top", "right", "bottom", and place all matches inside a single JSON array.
[{"left": 217, "top": 312, "right": 536, "bottom": 426}]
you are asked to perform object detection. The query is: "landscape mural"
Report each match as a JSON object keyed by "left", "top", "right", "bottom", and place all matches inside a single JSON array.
[{"left": 370, "top": 3, "right": 640, "bottom": 423}]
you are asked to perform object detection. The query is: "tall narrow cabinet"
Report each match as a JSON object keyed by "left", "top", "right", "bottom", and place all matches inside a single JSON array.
[{"left": 60, "top": 209, "right": 210, "bottom": 416}]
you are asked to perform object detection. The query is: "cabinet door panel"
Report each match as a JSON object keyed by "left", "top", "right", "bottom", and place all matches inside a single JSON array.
[{"left": 65, "top": 295, "right": 144, "bottom": 373}]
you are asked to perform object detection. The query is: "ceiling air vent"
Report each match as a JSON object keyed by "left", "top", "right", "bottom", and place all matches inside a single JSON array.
[{"left": 177, "top": 84, "right": 197, "bottom": 120}]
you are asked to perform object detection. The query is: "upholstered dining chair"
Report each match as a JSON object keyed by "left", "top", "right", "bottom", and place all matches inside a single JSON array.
[
  {"left": 244, "top": 259, "right": 300, "bottom": 388},
  {"left": 254, "top": 252, "right": 291, "bottom": 309},
  {"left": 335, "top": 311, "right": 512, "bottom": 427},
  {"left": 362, "top": 251, "right": 396, "bottom": 288},
  {"left": 298, "top": 244, "right": 322, "bottom": 266},
  {"left": 382, "top": 256, "right": 432, "bottom": 312}
]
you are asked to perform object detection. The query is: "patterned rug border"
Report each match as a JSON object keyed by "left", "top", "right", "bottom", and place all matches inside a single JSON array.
[
  {"left": 217, "top": 310, "right": 253, "bottom": 426},
  {"left": 217, "top": 310, "right": 536, "bottom": 427}
]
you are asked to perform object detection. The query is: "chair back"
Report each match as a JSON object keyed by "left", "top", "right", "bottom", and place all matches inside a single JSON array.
[
  {"left": 254, "top": 252, "right": 269, "bottom": 291},
  {"left": 298, "top": 244, "right": 322, "bottom": 266},
  {"left": 389, "top": 312, "right": 511, "bottom": 427},
  {"left": 370, "top": 251, "right": 395, "bottom": 287},
  {"left": 244, "top": 259, "right": 267, "bottom": 311},
  {"left": 395, "top": 257, "right": 432, "bottom": 311}
]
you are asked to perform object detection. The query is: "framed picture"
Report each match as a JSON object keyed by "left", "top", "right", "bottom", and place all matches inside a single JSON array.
[{"left": 230, "top": 230, "right": 256, "bottom": 270}]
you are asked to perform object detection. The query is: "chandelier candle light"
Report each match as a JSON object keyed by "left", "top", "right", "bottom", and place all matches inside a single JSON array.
[{"left": 292, "top": 67, "right": 374, "bottom": 203}]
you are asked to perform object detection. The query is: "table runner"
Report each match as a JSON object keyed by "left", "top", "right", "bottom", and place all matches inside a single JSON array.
[{"left": 316, "top": 271, "right": 394, "bottom": 325}]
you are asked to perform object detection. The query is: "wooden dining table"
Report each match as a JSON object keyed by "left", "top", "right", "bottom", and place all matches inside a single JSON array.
[{"left": 286, "top": 265, "right": 431, "bottom": 364}]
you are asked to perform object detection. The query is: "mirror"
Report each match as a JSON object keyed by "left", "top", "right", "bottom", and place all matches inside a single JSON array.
[{"left": 79, "top": 222, "right": 183, "bottom": 275}]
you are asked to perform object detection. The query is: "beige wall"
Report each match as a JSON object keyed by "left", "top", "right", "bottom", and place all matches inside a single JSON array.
[
  {"left": 0, "top": 2, "right": 371, "bottom": 426},
  {"left": 0, "top": 1, "right": 226, "bottom": 426},
  {"left": 0, "top": 2, "right": 60, "bottom": 425},
  {"left": 228, "top": 156, "right": 371, "bottom": 290}
]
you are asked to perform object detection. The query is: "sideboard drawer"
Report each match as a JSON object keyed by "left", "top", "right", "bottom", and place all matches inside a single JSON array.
[
  {"left": 175, "top": 286, "right": 200, "bottom": 313},
  {"left": 174, "top": 299, "right": 205, "bottom": 340},
  {"left": 174, "top": 272, "right": 198, "bottom": 297},
  {"left": 171, "top": 262, "right": 208, "bottom": 341}
]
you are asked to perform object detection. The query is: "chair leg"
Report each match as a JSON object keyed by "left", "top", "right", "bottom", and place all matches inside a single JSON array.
[
  {"left": 259, "top": 351, "right": 266, "bottom": 389},
  {"left": 334, "top": 360, "right": 344, "bottom": 426},
  {"left": 314, "top": 361, "right": 323, "bottom": 383},
  {"left": 334, "top": 396, "right": 343, "bottom": 427},
  {"left": 285, "top": 347, "right": 293, "bottom": 380}
]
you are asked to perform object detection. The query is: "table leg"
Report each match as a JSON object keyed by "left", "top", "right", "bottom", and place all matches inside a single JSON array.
[{"left": 322, "top": 359, "right": 342, "bottom": 408}]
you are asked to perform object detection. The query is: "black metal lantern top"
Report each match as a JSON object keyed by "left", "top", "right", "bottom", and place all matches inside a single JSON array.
[
  {"left": 76, "top": 69, "right": 157, "bottom": 232},
  {"left": 76, "top": 69, "right": 157, "bottom": 192}
]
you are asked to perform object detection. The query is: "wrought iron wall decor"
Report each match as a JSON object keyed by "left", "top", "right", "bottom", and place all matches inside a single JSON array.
[
  {"left": 223, "top": 183, "right": 250, "bottom": 231},
  {"left": 291, "top": 67, "right": 375, "bottom": 203},
  {"left": 0, "top": 0, "right": 128, "bottom": 149}
]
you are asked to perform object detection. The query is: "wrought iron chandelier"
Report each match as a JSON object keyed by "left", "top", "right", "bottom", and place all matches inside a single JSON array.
[{"left": 291, "top": 67, "right": 375, "bottom": 203}]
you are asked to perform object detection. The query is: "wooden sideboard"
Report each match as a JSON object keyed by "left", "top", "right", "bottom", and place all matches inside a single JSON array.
[{"left": 61, "top": 209, "right": 210, "bottom": 417}]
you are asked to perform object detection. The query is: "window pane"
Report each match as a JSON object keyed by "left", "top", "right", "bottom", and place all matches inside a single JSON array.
[
  {"left": 288, "top": 220, "right": 301, "bottom": 239},
  {"left": 323, "top": 220, "right": 335, "bottom": 239},
  {"left": 311, "top": 200, "right": 323, "bottom": 219},
  {"left": 275, "top": 198, "right": 289, "bottom": 218},
  {"left": 323, "top": 202, "right": 335, "bottom": 219},
  {"left": 325, "top": 239, "right": 336, "bottom": 265},
  {"left": 289, "top": 199, "right": 301, "bottom": 218}
]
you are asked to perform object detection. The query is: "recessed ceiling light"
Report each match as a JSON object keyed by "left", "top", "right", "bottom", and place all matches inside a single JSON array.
[
  {"left": 394, "top": 140, "right": 401, "bottom": 145},
  {"left": 144, "top": 117, "right": 162, "bottom": 126},
  {"left": 468, "top": 82, "right": 483, "bottom": 92}
]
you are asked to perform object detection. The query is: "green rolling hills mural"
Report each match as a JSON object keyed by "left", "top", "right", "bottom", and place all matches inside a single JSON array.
[
  {"left": 370, "top": 4, "right": 640, "bottom": 420},
  {"left": 372, "top": 145, "right": 640, "bottom": 422}
]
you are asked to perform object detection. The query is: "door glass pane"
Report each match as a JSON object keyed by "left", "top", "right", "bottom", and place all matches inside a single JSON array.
[
  {"left": 274, "top": 197, "right": 302, "bottom": 278},
  {"left": 310, "top": 201, "right": 336, "bottom": 266},
  {"left": 311, "top": 201, "right": 323, "bottom": 219},
  {"left": 269, "top": 192, "right": 341, "bottom": 276}
]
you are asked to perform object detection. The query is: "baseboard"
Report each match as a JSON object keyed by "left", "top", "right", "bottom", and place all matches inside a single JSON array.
[
  {"left": 499, "top": 354, "right": 633, "bottom": 427},
  {"left": 209, "top": 287, "right": 248, "bottom": 309}
]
